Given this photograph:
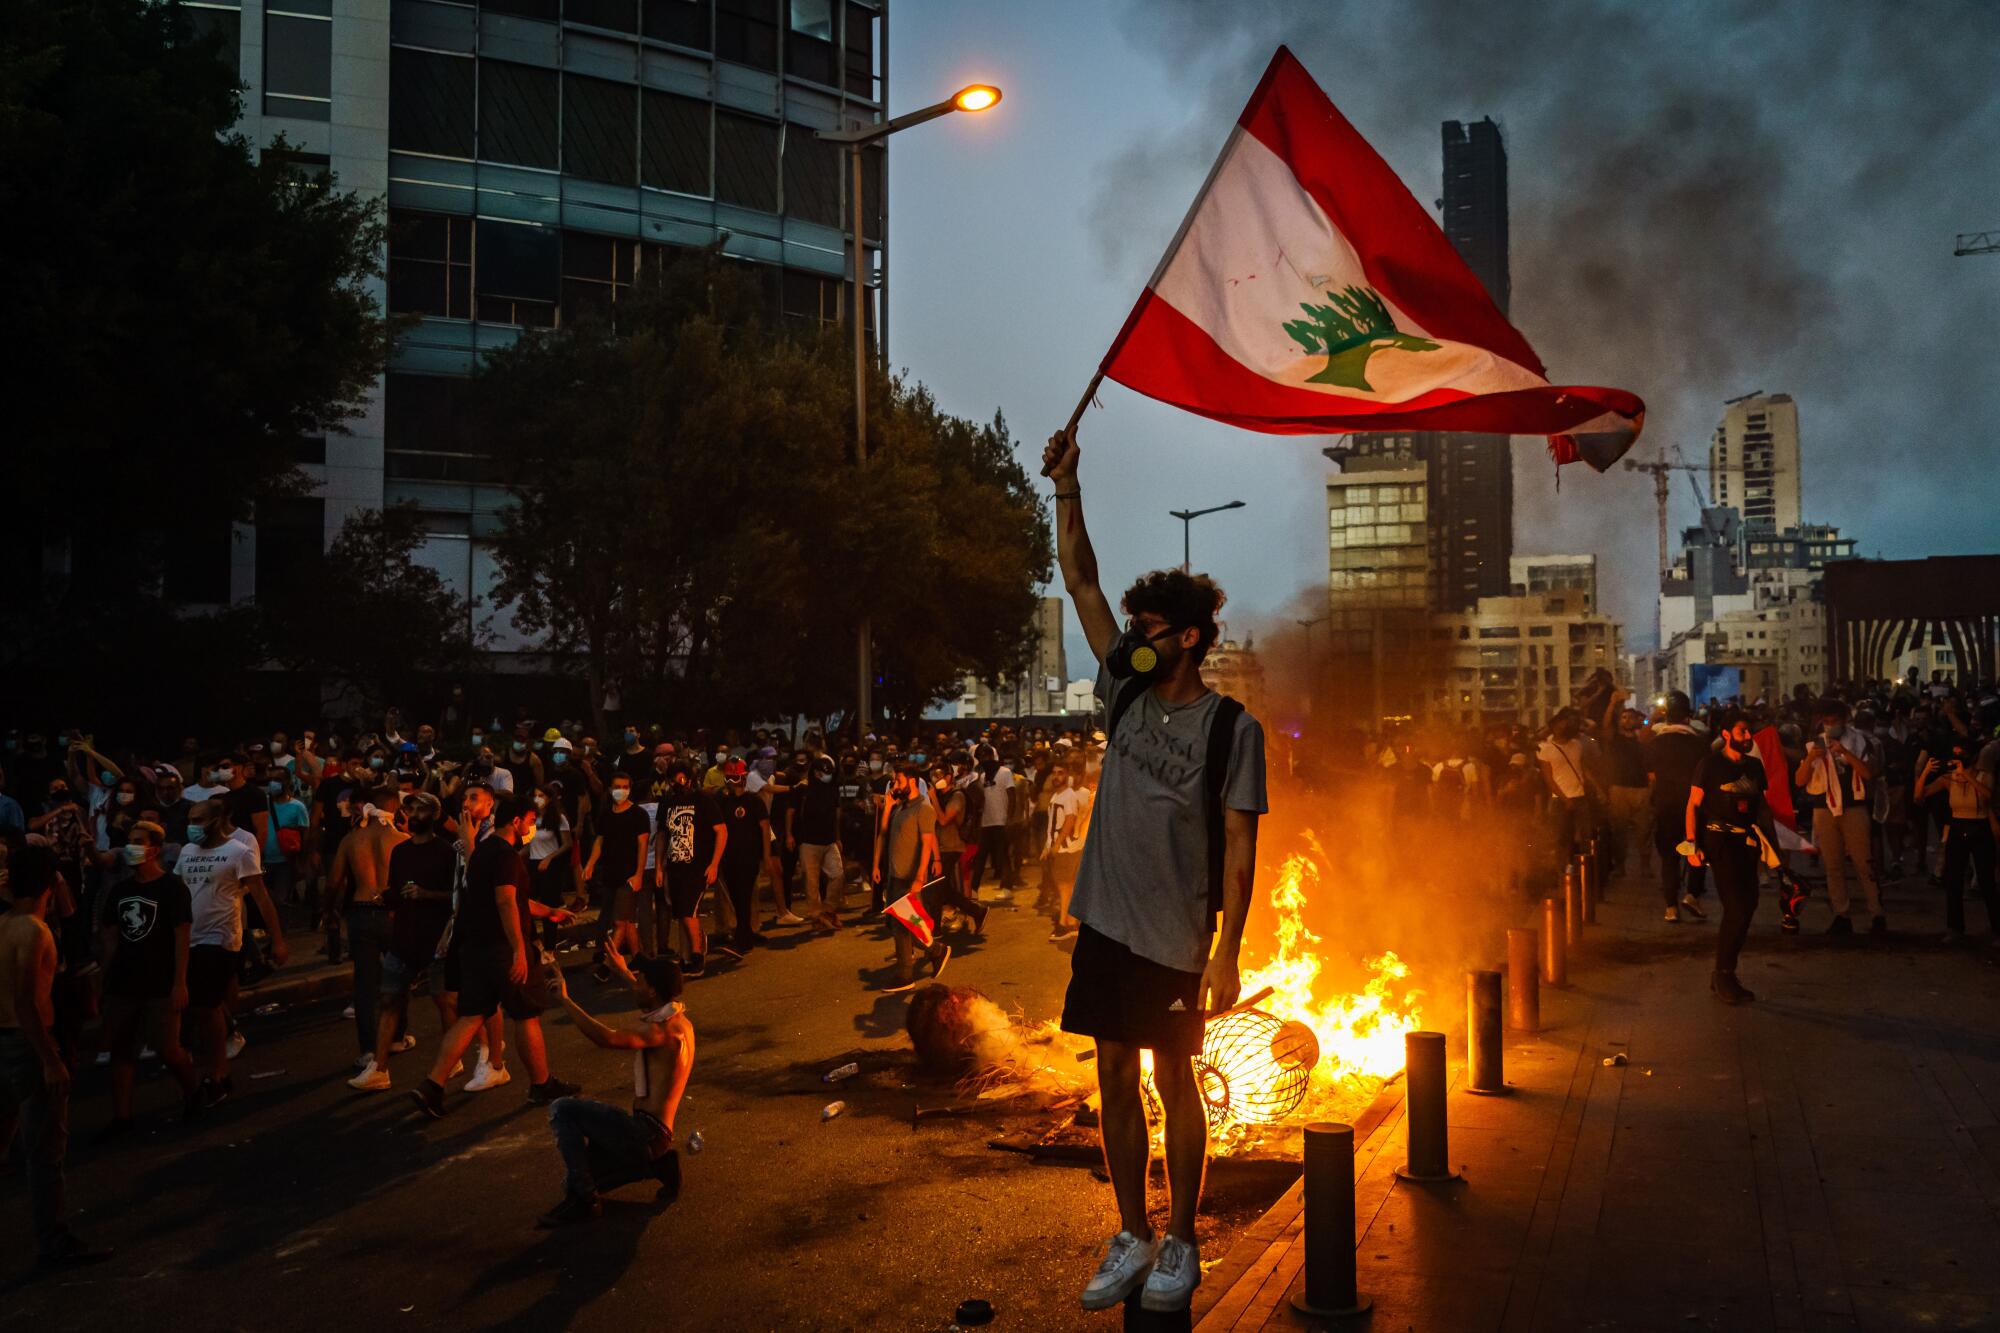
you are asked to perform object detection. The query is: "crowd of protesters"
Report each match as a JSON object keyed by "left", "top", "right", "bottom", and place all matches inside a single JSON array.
[{"left": 0, "top": 709, "right": 1103, "bottom": 1256}]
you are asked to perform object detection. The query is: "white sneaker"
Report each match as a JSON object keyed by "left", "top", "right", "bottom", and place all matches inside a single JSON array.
[
  {"left": 348, "top": 1060, "right": 390, "bottom": 1092},
  {"left": 94, "top": 1051, "right": 111, "bottom": 1067},
  {"left": 226, "top": 1032, "right": 247, "bottom": 1060},
  {"left": 774, "top": 912, "right": 806, "bottom": 926},
  {"left": 391, "top": 1034, "right": 418, "bottom": 1054},
  {"left": 1081, "top": 1230, "right": 1158, "bottom": 1311},
  {"left": 354, "top": 1051, "right": 373, "bottom": 1069},
  {"left": 464, "top": 1058, "right": 511, "bottom": 1093},
  {"left": 342, "top": 1004, "right": 356, "bottom": 1019},
  {"left": 1140, "top": 1234, "right": 1199, "bottom": 1312}
]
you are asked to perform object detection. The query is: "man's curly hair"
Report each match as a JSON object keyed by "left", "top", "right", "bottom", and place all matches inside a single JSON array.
[{"left": 1121, "top": 569, "right": 1226, "bottom": 663}]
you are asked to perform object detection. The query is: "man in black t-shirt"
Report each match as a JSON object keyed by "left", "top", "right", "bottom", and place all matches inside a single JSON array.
[
  {"left": 792, "top": 755, "right": 844, "bottom": 931},
  {"left": 96, "top": 822, "right": 201, "bottom": 1137},
  {"left": 585, "top": 776, "right": 651, "bottom": 976},
  {"left": 1685, "top": 709, "right": 1767, "bottom": 1005},
  {"left": 654, "top": 763, "right": 725, "bottom": 977},
  {"left": 1646, "top": 692, "right": 1712, "bottom": 921},
  {"left": 715, "top": 761, "right": 774, "bottom": 955},
  {"left": 409, "top": 791, "right": 578, "bottom": 1118}
]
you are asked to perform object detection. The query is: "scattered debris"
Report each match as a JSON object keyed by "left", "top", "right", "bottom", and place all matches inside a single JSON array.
[
  {"left": 250, "top": 1069, "right": 286, "bottom": 1080},
  {"left": 823, "top": 1062, "right": 860, "bottom": 1084},
  {"left": 821, "top": 1101, "right": 846, "bottom": 1122},
  {"left": 685, "top": 1130, "right": 703, "bottom": 1155},
  {"left": 253, "top": 1003, "right": 283, "bottom": 1016},
  {"left": 1602, "top": 1053, "right": 1628, "bottom": 1067}
]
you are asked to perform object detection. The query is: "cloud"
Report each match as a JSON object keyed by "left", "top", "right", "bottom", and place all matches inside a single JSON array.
[{"left": 1096, "top": 0, "right": 2000, "bottom": 646}]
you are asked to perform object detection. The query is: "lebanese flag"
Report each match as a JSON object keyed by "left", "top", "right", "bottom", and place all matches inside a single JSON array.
[
  {"left": 1752, "top": 725, "right": 1817, "bottom": 854},
  {"left": 1098, "top": 47, "right": 1644, "bottom": 469},
  {"left": 885, "top": 879, "right": 940, "bottom": 948}
]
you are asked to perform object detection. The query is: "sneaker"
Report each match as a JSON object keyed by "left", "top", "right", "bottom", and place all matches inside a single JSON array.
[
  {"left": 1827, "top": 915, "right": 1854, "bottom": 936},
  {"left": 464, "top": 1059, "right": 511, "bottom": 1093},
  {"left": 931, "top": 942, "right": 952, "bottom": 982},
  {"left": 36, "top": 1233, "right": 113, "bottom": 1270},
  {"left": 90, "top": 1118, "right": 136, "bottom": 1148},
  {"left": 683, "top": 954, "right": 706, "bottom": 980},
  {"left": 200, "top": 1076, "right": 233, "bottom": 1109},
  {"left": 967, "top": 905, "right": 990, "bottom": 937},
  {"left": 391, "top": 1034, "right": 419, "bottom": 1054},
  {"left": 1678, "top": 895, "right": 1707, "bottom": 920},
  {"left": 1781, "top": 913, "right": 1801, "bottom": 934},
  {"left": 448, "top": 1059, "right": 465, "bottom": 1079},
  {"left": 1081, "top": 1230, "right": 1158, "bottom": 1311},
  {"left": 349, "top": 1064, "right": 391, "bottom": 1092},
  {"left": 1141, "top": 1234, "right": 1200, "bottom": 1312},
  {"left": 342, "top": 1004, "right": 356, "bottom": 1019},
  {"left": 354, "top": 1052, "right": 374, "bottom": 1070},
  {"left": 408, "top": 1078, "right": 446, "bottom": 1120},
  {"left": 94, "top": 1050, "right": 111, "bottom": 1067},
  {"left": 1664, "top": 906, "right": 1681, "bottom": 923},
  {"left": 226, "top": 1031, "right": 247, "bottom": 1060},
  {"left": 774, "top": 912, "right": 806, "bottom": 926},
  {"left": 536, "top": 1192, "right": 602, "bottom": 1228},
  {"left": 1869, "top": 914, "right": 1888, "bottom": 936},
  {"left": 528, "top": 1077, "right": 580, "bottom": 1106}
]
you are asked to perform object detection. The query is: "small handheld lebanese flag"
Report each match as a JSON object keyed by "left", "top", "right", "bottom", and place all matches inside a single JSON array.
[
  {"left": 1095, "top": 47, "right": 1644, "bottom": 469},
  {"left": 885, "top": 879, "right": 941, "bottom": 948},
  {"left": 1752, "top": 726, "right": 1818, "bottom": 854}
]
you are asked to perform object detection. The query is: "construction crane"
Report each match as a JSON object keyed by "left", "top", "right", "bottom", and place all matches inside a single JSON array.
[
  {"left": 1622, "top": 446, "right": 1712, "bottom": 584},
  {"left": 1955, "top": 231, "right": 1999, "bottom": 256}
]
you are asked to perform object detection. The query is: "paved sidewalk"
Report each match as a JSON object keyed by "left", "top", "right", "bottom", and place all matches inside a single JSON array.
[{"left": 1193, "top": 868, "right": 2000, "bottom": 1332}]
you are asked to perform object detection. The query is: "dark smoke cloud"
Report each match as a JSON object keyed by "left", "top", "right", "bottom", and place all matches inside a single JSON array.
[{"left": 1094, "top": 1, "right": 2000, "bottom": 647}]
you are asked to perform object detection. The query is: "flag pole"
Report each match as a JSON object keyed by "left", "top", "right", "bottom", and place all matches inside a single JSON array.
[{"left": 1063, "top": 371, "right": 1105, "bottom": 437}]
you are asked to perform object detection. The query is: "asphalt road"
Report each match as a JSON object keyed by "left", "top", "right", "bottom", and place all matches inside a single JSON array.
[{"left": 1, "top": 884, "right": 1293, "bottom": 1332}]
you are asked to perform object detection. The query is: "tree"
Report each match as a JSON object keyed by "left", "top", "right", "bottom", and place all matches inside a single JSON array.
[
  {"left": 475, "top": 248, "right": 1050, "bottom": 733},
  {"left": 1, "top": 0, "right": 395, "bottom": 712},
  {"left": 256, "top": 505, "right": 477, "bottom": 721}
]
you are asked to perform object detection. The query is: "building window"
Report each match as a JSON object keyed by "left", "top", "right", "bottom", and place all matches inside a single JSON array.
[
  {"left": 782, "top": 269, "right": 841, "bottom": 327},
  {"left": 165, "top": 521, "right": 235, "bottom": 605},
  {"left": 256, "top": 497, "right": 324, "bottom": 605},
  {"left": 480, "top": 60, "right": 560, "bottom": 170},
  {"left": 567, "top": 0, "right": 637, "bottom": 32},
  {"left": 386, "top": 372, "right": 476, "bottom": 456},
  {"left": 476, "top": 219, "right": 559, "bottom": 327},
  {"left": 481, "top": 0, "right": 559, "bottom": 19},
  {"left": 264, "top": 2, "right": 332, "bottom": 121},
  {"left": 389, "top": 210, "right": 473, "bottom": 318},
  {"left": 843, "top": 1, "right": 876, "bottom": 98},
  {"left": 714, "top": 111, "right": 779, "bottom": 211},
  {"left": 783, "top": 123, "right": 841, "bottom": 225},
  {"left": 643, "top": 0, "right": 711, "bottom": 48},
  {"left": 265, "top": 148, "right": 330, "bottom": 185},
  {"left": 787, "top": 0, "right": 836, "bottom": 84},
  {"left": 180, "top": 1, "right": 241, "bottom": 73},
  {"left": 562, "top": 74, "right": 637, "bottom": 185},
  {"left": 561, "top": 231, "right": 638, "bottom": 322},
  {"left": 390, "top": 48, "right": 475, "bottom": 158},
  {"left": 717, "top": 0, "right": 779, "bottom": 70},
  {"left": 641, "top": 90, "right": 710, "bottom": 195}
]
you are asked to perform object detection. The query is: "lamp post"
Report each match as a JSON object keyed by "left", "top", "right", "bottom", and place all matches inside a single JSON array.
[
  {"left": 819, "top": 83, "right": 1002, "bottom": 737},
  {"left": 1169, "top": 500, "right": 1245, "bottom": 573}
]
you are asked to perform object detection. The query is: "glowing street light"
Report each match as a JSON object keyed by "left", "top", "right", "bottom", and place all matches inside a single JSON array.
[{"left": 952, "top": 84, "right": 1001, "bottom": 113}]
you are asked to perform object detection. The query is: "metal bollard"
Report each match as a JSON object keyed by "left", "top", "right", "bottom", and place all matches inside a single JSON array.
[
  {"left": 1395, "top": 1031, "right": 1460, "bottom": 1182},
  {"left": 1541, "top": 897, "right": 1568, "bottom": 988},
  {"left": 1287, "top": 1122, "right": 1373, "bottom": 1319},
  {"left": 1465, "top": 970, "right": 1507, "bottom": 1095},
  {"left": 1564, "top": 863, "right": 1584, "bottom": 947},
  {"left": 1580, "top": 850, "right": 1597, "bottom": 924},
  {"left": 1506, "top": 927, "right": 1540, "bottom": 1031}
]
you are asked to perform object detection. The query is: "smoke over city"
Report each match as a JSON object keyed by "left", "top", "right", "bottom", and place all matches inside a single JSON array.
[{"left": 1089, "top": 0, "right": 2000, "bottom": 645}]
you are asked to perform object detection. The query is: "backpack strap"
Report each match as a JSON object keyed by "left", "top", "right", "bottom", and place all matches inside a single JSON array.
[
  {"left": 1106, "top": 675, "right": 1140, "bottom": 749},
  {"left": 1204, "top": 695, "right": 1245, "bottom": 919}
]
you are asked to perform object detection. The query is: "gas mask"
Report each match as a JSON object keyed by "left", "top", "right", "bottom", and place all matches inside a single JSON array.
[{"left": 1105, "top": 621, "right": 1181, "bottom": 682}]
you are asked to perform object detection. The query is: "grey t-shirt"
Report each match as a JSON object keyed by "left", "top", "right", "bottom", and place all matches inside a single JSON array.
[{"left": 1067, "top": 667, "right": 1268, "bottom": 974}]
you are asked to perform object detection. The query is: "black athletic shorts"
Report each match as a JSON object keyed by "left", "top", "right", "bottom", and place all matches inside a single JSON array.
[
  {"left": 187, "top": 944, "right": 240, "bottom": 1009},
  {"left": 1059, "top": 924, "right": 1205, "bottom": 1058},
  {"left": 663, "top": 864, "right": 705, "bottom": 919},
  {"left": 455, "top": 943, "right": 548, "bottom": 1021}
]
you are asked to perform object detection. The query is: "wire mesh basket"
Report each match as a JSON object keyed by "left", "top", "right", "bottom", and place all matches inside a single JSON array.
[{"left": 1141, "top": 1008, "right": 1321, "bottom": 1130}]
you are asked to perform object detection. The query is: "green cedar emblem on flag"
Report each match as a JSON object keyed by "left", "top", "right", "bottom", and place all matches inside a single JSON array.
[{"left": 1282, "top": 285, "right": 1440, "bottom": 391}]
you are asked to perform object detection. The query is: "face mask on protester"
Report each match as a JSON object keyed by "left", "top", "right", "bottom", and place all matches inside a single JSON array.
[
  {"left": 188, "top": 823, "right": 209, "bottom": 844},
  {"left": 552, "top": 750, "right": 568, "bottom": 766},
  {"left": 266, "top": 780, "right": 283, "bottom": 795},
  {"left": 868, "top": 758, "right": 884, "bottom": 774},
  {"left": 624, "top": 731, "right": 640, "bottom": 746},
  {"left": 471, "top": 732, "right": 484, "bottom": 746},
  {"left": 215, "top": 766, "right": 235, "bottom": 783},
  {"left": 115, "top": 791, "right": 135, "bottom": 806},
  {"left": 121, "top": 842, "right": 150, "bottom": 865},
  {"left": 369, "top": 756, "right": 386, "bottom": 770},
  {"left": 534, "top": 795, "right": 547, "bottom": 810},
  {"left": 611, "top": 785, "right": 631, "bottom": 802}
]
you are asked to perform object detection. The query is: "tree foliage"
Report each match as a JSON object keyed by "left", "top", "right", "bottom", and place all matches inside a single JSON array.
[
  {"left": 1, "top": 0, "right": 394, "bottom": 707},
  {"left": 475, "top": 250, "right": 1051, "bottom": 733}
]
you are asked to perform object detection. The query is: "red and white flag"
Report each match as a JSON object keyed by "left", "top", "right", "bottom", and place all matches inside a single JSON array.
[
  {"left": 1097, "top": 47, "right": 1644, "bottom": 469},
  {"left": 885, "top": 879, "right": 940, "bottom": 948},
  {"left": 1752, "top": 725, "right": 1817, "bottom": 854}
]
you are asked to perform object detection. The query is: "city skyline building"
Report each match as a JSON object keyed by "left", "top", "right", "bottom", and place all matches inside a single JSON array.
[{"left": 1710, "top": 392, "right": 1802, "bottom": 535}]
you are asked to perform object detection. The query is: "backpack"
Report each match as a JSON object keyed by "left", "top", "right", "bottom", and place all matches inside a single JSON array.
[{"left": 1106, "top": 682, "right": 1246, "bottom": 920}]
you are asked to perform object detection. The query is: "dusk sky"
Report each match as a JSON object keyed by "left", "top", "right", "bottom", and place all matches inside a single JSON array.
[{"left": 880, "top": 1, "right": 2000, "bottom": 675}]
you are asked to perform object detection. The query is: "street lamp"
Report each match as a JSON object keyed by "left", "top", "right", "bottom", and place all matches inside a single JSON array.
[
  {"left": 819, "top": 83, "right": 1003, "bottom": 736},
  {"left": 1169, "top": 500, "right": 1246, "bottom": 572}
]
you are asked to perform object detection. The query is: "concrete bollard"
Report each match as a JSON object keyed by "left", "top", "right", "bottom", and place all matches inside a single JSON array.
[
  {"left": 1564, "top": 863, "right": 1584, "bottom": 947},
  {"left": 1287, "top": 1122, "right": 1373, "bottom": 1319},
  {"left": 1540, "top": 897, "right": 1568, "bottom": 988},
  {"left": 1395, "top": 1031, "right": 1460, "bottom": 1182},
  {"left": 1580, "top": 850, "right": 1597, "bottom": 925},
  {"left": 1465, "top": 970, "right": 1507, "bottom": 1095},
  {"left": 1506, "top": 927, "right": 1540, "bottom": 1031}
]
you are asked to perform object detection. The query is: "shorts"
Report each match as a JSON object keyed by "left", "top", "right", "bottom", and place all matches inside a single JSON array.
[
  {"left": 187, "top": 945, "right": 241, "bottom": 1009},
  {"left": 663, "top": 864, "right": 706, "bottom": 919},
  {"left": 455, "top": 944, "right": 548, "bottom": 1021},
  {"left": 101, "top": 992, "right": 181, "bottom": 1061},
  {"left": 1060, "top": 924, "right": 1204, "bottom": 1058},
  {"left": 379, "top": 950, "right": 449, "bottom": 1005}
]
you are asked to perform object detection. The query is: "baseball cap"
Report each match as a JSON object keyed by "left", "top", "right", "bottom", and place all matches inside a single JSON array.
[
  {"left": 723, "top": 758, "right": 749, "bottom": 778},
  {"left": 655, "top": 742, "right": 677, "bottom": 756}
]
